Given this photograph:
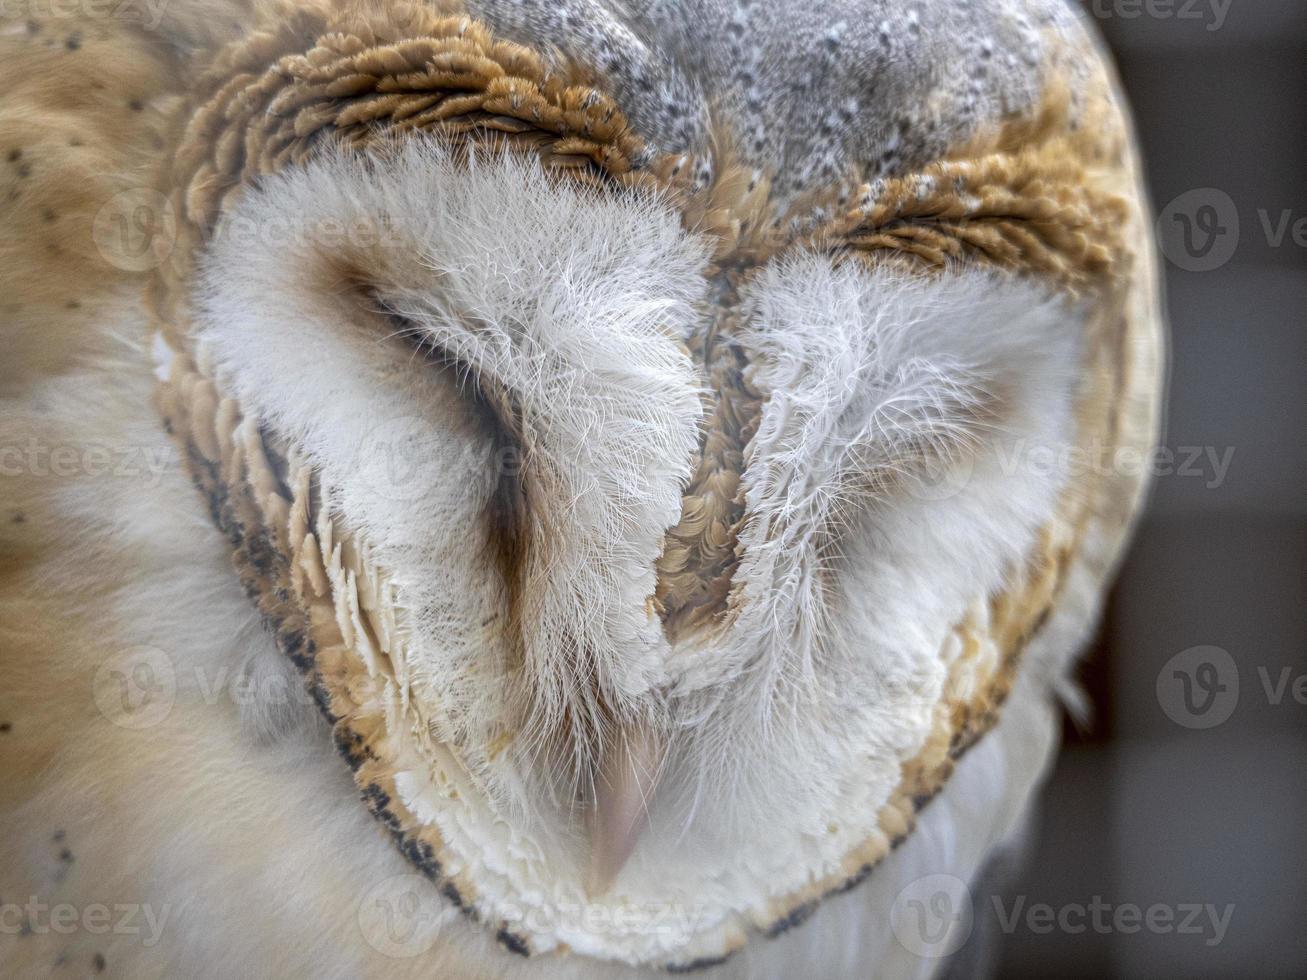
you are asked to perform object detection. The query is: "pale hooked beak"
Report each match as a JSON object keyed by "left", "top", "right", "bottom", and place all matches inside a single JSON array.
[{"left": 587, "top": 722, "right": 666, "bottom": 897}]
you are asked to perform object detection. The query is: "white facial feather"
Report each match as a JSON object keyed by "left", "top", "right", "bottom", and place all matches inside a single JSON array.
[
  {"left": 196, "top": 140, "right": 711, "bottom": 788},
  {"left": 190, "top": 140, "right": 1085, "bottom": 962},
  {"left": 713, "top": 253, "right": 1082, "bottom": 702},
  {"left": 646, "top": 256, "right": 1084, "bottom": 935}
]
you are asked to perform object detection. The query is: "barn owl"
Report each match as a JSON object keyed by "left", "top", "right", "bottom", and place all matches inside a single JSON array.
[{"left": 0, "top": 0, "right": 1162, "bottom": 977}]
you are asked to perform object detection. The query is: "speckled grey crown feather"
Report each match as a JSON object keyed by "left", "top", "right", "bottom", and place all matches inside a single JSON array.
[{"left": 466, "top": 0, "right": 1092, "bottom": 202}]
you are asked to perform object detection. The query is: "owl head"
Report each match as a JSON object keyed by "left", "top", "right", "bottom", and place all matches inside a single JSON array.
[{"left": 146, "top": 0, "right": 1161, "bottom": 969}]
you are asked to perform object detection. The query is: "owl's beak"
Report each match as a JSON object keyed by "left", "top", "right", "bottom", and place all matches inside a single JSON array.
[{"left": 587, "top": 722, "right": 665, "bottom": 897}]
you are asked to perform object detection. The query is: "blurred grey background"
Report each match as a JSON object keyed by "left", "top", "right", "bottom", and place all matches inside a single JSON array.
[{"left": 990, "top": 3, "right": 1307, "bottom": 978}]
